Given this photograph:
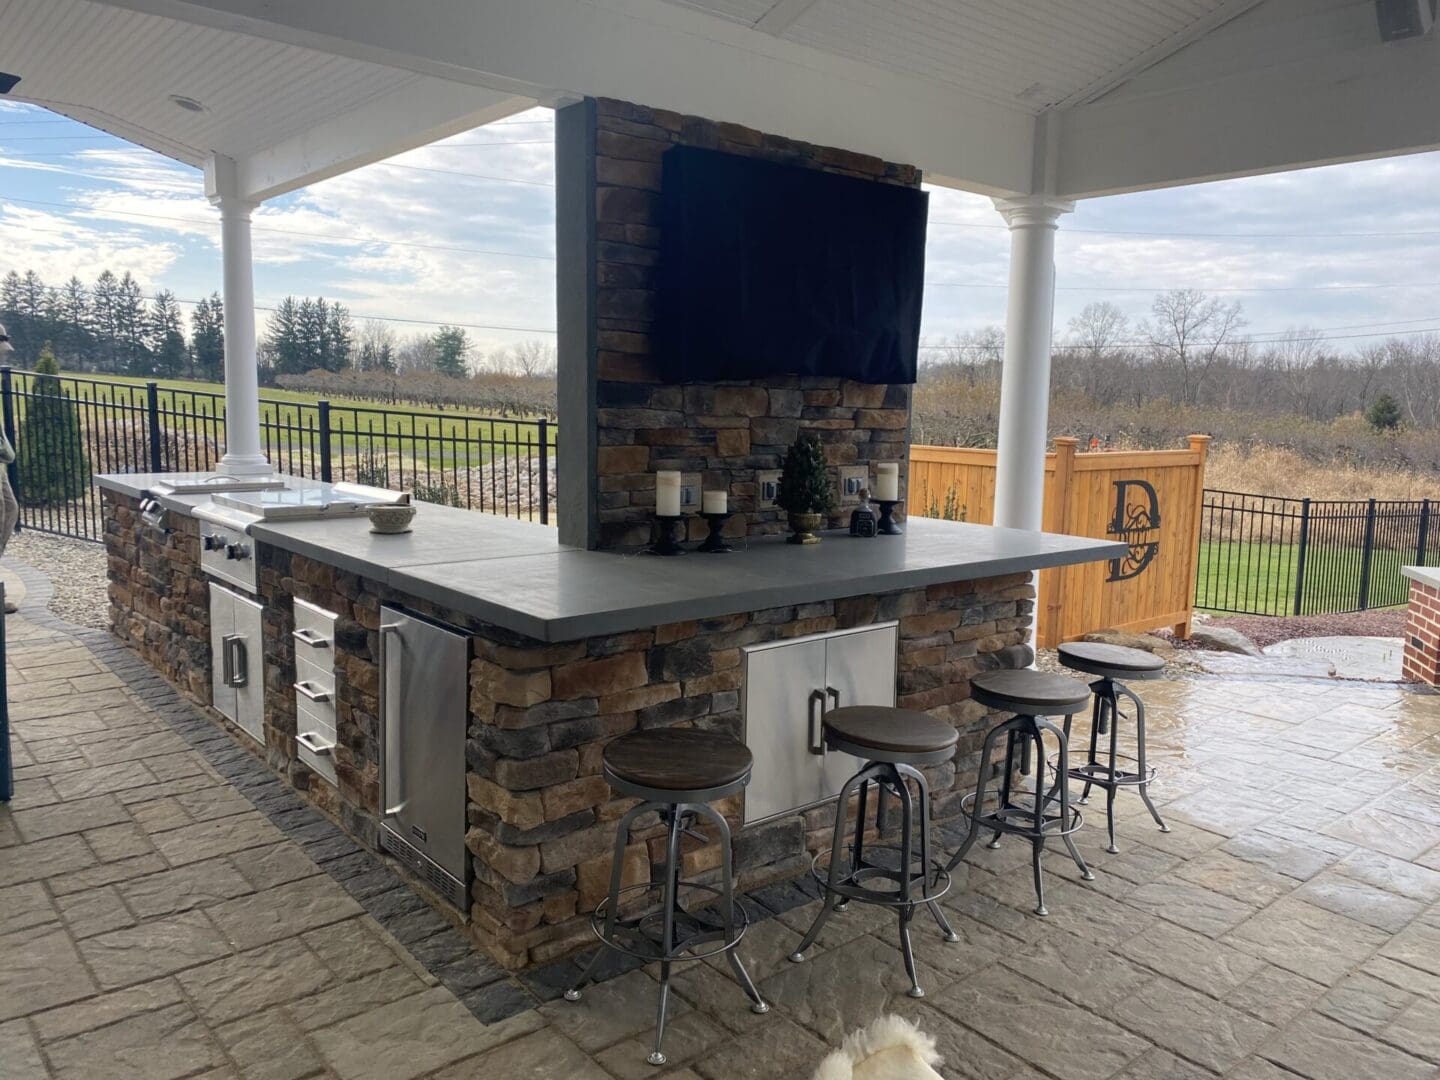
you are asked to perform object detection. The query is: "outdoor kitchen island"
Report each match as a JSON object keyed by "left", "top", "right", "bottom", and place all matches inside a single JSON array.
[{"left": 99, "top": 473, "right": 1124, "bottom": 969}]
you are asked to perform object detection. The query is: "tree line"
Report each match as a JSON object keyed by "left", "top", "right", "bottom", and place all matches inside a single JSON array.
[
  {"left": 923, "top": 289, "right": 1440, "bottom": 431},
  {"left": 0, "top": 266, "right": 557, "bottom": 387},
  {"left": 0, "top": 269, "right": 224, "bottom": 379}
]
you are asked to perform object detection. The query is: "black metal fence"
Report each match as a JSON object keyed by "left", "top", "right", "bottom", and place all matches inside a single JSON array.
[
  {"left": 0, "top": 366, "right": 554, "bottom": 543},
  {"left": 1196, "top": 488, "right": 1440, "bottom": 616}
]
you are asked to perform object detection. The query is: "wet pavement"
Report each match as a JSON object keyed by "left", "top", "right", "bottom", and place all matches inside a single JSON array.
[{"left": 2, "top": 561, "right": 1440, "bottom": 1079}]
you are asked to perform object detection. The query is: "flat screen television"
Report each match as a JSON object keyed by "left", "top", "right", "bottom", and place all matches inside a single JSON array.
[{"left": 655, "top": 146, "right": 928, "bottom": 385}]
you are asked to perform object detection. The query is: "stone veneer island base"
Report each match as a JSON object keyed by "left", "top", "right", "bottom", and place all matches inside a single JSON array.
[{"left": 101, "top": 479, "right": 1123, "bottom": 968}]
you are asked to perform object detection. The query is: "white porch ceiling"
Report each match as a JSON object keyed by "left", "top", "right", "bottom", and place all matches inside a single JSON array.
[{"left": 667, "top": 0, "right": 1238, "bottom": 112}]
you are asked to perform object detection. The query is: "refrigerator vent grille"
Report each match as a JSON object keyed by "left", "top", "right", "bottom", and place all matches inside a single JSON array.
[{"left": 380, "top": 826, "right": 468, "bottom": 914}]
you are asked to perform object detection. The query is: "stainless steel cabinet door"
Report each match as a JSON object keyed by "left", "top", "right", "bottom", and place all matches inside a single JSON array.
[
  {"left": 232, "top": 592, "right": 265, "bottom": 745},
  {"left": 742, "top": 636, "right": 828, "bottom": 824},
  {"left": 380, "top": 606, "right": 469, "bottom": 888},
  {"left": 209, "top": 583, "right": 236, "bottom": 722},
  {"left": 820, "top": 624, "right": 898, "bottom": 796}
]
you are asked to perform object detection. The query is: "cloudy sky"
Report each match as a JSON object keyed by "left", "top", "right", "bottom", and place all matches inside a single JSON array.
[{"left": 2, "top": 97, "right": 1439, "bottom": 363}]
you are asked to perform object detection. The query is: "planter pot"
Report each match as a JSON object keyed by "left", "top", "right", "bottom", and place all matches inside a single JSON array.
[{"left": 786, "top": 511, "right": 824, "bottom": 545}]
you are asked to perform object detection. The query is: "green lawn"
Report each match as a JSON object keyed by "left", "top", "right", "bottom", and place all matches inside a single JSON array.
[
  {"left": 1196, "top": 539, "right": 1415, "bottom": 615},
  {"left": 10, "top": 371, "right": 553, "bottom": 470}
]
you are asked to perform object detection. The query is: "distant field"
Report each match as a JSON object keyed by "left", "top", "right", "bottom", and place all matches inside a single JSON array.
[{"left": 10, "top": 371, "right": 553, "bottom": 470}]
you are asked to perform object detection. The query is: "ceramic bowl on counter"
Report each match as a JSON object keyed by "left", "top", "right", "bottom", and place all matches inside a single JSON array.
[{"left": 368, "top": 503, "right": 416, "bottom": 534}]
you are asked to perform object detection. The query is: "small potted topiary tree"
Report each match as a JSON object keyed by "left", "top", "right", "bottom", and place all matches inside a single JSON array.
[{"left": 775, "top": 432, "right": 835, "bottom": 545}]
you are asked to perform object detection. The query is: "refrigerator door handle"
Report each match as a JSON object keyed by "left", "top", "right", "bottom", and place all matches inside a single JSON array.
[
  {"left": 808, "top": 689, "right": 826, "bottom": 755},
  {"left": 223, "top": 634, "right": 247, "bottom": 688},
  {"left": 380, "top": 622, "right": 406, "bottom": 816}
]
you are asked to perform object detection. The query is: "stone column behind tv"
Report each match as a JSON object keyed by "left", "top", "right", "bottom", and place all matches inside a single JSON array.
[{"left": 556, "top": 96, "right": 920, "bottom": 551}]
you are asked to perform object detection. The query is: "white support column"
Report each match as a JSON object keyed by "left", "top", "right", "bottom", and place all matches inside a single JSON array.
[
  {"left": 205, "top": 154, "right": 270, "bottom": 476},
  {"left": 991, "top": 195, "right": 1073, "bottom": 532}
]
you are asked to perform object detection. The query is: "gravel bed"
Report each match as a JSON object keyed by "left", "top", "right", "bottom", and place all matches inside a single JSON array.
[
  {"left": 1179, "top": 609, "right": 1408, "bottom": 650},
  {"left": 4, "top": 530, "right": 109, "bottom": 630}
]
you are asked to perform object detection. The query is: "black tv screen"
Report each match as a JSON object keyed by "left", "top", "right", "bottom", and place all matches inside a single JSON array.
[{"left": 655, "top": 146, "right": 928, "bottom": 385}]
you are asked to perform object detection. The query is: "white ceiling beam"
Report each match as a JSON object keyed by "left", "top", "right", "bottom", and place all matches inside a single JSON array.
[
  {"left": 90, "top": 0, "right": 1037, "bottom": 196},
  {"left": 753, "top": 0, "right": 821, "bottom": 36},
  {"left": 235, "top": 78, "right": 532, "bottom": 203},
  {"left": 1055, "top": 0, "right": 1440, "bottom": 197}
]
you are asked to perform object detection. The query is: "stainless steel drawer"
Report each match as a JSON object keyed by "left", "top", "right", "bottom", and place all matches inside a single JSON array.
[
  {"left": 293, "top": 598, "right": 339, "bottom": 787},
  {"left": 292, "top": 599, "right": 337, "bottom": 670}
]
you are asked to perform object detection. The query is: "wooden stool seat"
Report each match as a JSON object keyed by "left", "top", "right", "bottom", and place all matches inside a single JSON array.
[
  {"left": 1058, "top": 641, "right": 1166, "bottom": 681},
  {"left": 824, "top": 705, "right": 958, "bottom": 763},
  {"left": 969, "top": 669, "right": 1092, "bottom": 716},
  {"left": 602, "top": 729, "right": 753, "bottom": 799}
]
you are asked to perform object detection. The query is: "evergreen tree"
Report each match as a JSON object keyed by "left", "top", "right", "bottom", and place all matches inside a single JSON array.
[
  {"left": 775, "top": 433, "right": 835, "bottom": 515},
  {"left": 58, "top": 277, "right": 91, "bottom": 366},
  {"left": 263, "top": 296, "right": 305, "bottom": 375},
  {"left": 324, "top": 301, "right": 353, "bottom": 372},
  {"left": 1366, "top": 393, "right": 1403, "bottom": 431},
  {"left": 90, "top": 270, "right": 122, "bottom": 372},
  {"left": 114, "top": 272, "right": 150, "bottom": 375},
  {"left": 15, "top": 344, "right": 90, "bottom": 507},
  {"left": 190, "top": 294, "right": 224, "bottom": 381},
  {"left": 148, "top": 290, "right": 188, "bottom": 378},
  {"left": 431, "top": 325, "right": 470, "bottom": 378}
]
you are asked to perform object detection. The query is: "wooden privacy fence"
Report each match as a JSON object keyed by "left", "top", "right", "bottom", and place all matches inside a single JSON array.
[{"left": 908, "top": 435, "right": 1211, "bottom": 648}]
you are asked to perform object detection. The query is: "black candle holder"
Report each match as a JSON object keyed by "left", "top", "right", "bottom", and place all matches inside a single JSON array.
[
  {"left": 876, "top": 500, "right": 904, "bottom": 535},
  {"left": 698, "top": 512, "right": 733, "bottom": 553},
  {"left": 644, "top": 514, "right": 686, "bottom": 556}
]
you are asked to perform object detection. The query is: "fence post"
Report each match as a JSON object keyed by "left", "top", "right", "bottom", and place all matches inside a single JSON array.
[
  {"left": 1418, "top": 499, "right": 1432, "bottom": 567},
  {"left": 317, "top": 399, "right": 332, "bottom": 483},
  {"left": 1039, "top": 437, "right": 1078, "bottom": 649},
  {"left": 1181, "top": 434, "right": 1212, "bottom": 636},
  {"left": 145, "top": 381, "right": 163, "bottom": 473},
  {"left": 1358, "top": 497, "right": 1378, "bottom": 611},
  {"left": 1292, "top": 497, "right": 1312, "bottom": 616},
  {"left": 538, "top": 418, "right": 550, "bottom": 526},
  {"left": 1, "top": 367, "right": 18, "bottom": 529}
]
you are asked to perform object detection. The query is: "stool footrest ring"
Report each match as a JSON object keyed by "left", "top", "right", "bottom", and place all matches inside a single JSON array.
[
  {"left": 960, "top": 791, "right": 1083, "bottom": 838},
  {"left": 587, "top": 881, "right": 750, "bottom": 964},
  {"left": 1064, "top": 759, "right": 1157, "bottom": 789},
  {"left": 807, "top": 844, "right": 952, "bottom": 908}
]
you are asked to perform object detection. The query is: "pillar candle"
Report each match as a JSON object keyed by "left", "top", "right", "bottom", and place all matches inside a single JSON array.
[
  {"left": 656, "top": 470, "right": 682, "bottom": 517},
  {"left": 874, "top": 463, "right": 899, "bottom": 502},
  {"left": 702, "top": 490, "right": 727, "bottom": 514}
]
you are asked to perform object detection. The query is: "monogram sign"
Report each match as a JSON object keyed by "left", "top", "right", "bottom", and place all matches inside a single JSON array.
[{"left": 1107, "top": 479, "right": 1160, "bottom": 582}]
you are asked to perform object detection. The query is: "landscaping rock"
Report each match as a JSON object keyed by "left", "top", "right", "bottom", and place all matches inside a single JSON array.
[
  {"left": 1082, "top": 628, "right": 1175, "bottom": 654},
  {"left": 1189, "top": 625, "right": 1262, "bottom": 656}
]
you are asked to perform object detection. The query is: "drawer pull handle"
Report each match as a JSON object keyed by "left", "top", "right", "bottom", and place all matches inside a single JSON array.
[
  {"left": 293, "top": 628, "right": 330, "bottom": 648},
  {"left": 294, "top": 681, "right": 331, "bottom": 703},
  {"left": 296, "top": 731, "right": 334, "bottom": 755}
]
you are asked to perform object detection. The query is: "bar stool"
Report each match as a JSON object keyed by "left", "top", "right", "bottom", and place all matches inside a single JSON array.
[
  {"left": 565, "top": 728, "right": 768, "bottom": 1067},
  {"left": 789, "top": 705, "right": 960, "bottom": 999},
  {"left": 1058, "top": 641, "right": 1170, "bottom": 854},
  {"left": 945, "top": 670, "right": 1094, "bottom": 916}
]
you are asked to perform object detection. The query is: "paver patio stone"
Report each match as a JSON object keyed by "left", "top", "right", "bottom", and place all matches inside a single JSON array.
[
  {"left": 0, "top": 1019, "right": 46, "bottom": 1076},
  {"left": 1112, "top": 975, "right": 1276, "bottom": 1073},
  {"left": 176, "top": 939, "right": 336, "bottom": 1024},
  {"left": 1295, "top": 871, "right": 1425, "bottom": 933},
  {"left": 55, "top": 884, "right": 137, "bottom": 938},
  {"left": 148, "top": 812, "right": 285, "bottom": 866},
  {"left": 28, "top": 977, "right": 186, "bottom": 1043},
  {"left": 10, "top": 793, "right": 130, "bottom": 841},
  {"left": 0, "top": 925, "right": 98, "bottom": 1020},
  {"left": 1260, "top": 1010, "right": 1436, "bottom": 1080},
  {"left": 595, "top": 1010, "right": 727, "bottom": 1079},
  {"left": 690, "top": 1015, "right": 831, "bottom": 1080},
  {"left": 1223, "top": 964, "right": 1326, "bottom": 1028},
  {"left": 1119, "top": 919, "right": 1267, "bottom": 998},
  {"left": 78, "top": 908, "right": 232, "bottom": 989},
  {"left": 1224, "top": 897, "right": 1391, "bottom": 985},
  {"left": 1004, "top": 929, "right": 1153, "bottom": 1007},
  {"left": 205, "top": 872, "right": 364, "bottom": 950},
  {"left": 0, "top": 880, "right": 58, "bottom": 936},
  {"left": 1331, "top": 847, "right": 1440, "bottom": 901},
  {"left": 216, "top": 1008, "right": 326, "bottom": 1080},
  {"left": 44, "top": 1001, "right": 226, "bottom": 1080},
  {"left": 118, "top": 857, "right": 255, "bottom": 918}
]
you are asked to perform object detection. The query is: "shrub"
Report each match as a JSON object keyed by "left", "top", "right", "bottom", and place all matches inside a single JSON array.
[{"left": 15, "top": 345, "right": 91, "bottom": 507}]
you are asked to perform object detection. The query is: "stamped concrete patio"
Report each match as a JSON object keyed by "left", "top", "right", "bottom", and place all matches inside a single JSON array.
[{"left": 2, "top": 560, "right": 1440, "bottom": 1080}]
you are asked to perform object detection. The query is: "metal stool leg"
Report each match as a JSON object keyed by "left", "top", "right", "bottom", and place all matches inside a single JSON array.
[
  {"left": 898, "top": 762, "right": 958, "bottom": 944},
  {"left": 567, "top": 800, "right": 653, "bottom": 1001},
  {"left": 1079, "top": 692, "right": 1102, "bottom": 803},
  {"left": 988, "top": 729, "right": 1017, "bottom": 849},
  {"left": 1119, "top": 682, "right": 1170, "bottom": 834},
  {"left": 1104, "top": 686, "right": 1122, "bottom": 853},
  {"left": 839, "top": 778, "right": 871, "bottom": 915},
  {"left": 944, "top": 718, "right": 1011, "bottom": 873},
  {"left": 648, "top": 806, "right": 685, "bottom": 1067},
  {"left": 691, "top": 802, "right": 768, "bottom": 1015},
  {"left": 893, "top": 768, "right": 924, "bottom": 998},
  {"left": 1040, "top": 716, "right": 1093, "bottom": 882},
  {"left": 1026, "top": 720, "right": 1049, "bottom": 916},
  {"left": 791, "top": 766, "right": 876, "bottom": 962}
]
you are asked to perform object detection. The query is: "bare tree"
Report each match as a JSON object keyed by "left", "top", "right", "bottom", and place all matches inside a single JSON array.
[
  {"left": 1141, "top": 289, "right": 1246, "bottom": 405},
  {"left": 1066, "top": 301, "right": 1130, "bottom": 360},
  {"left": 1263, "top": 326, "right": 1325, "bottom": 416}
]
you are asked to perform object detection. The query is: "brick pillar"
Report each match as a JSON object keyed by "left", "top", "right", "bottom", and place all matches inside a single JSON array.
[{"left": 1402, "top": 580, "right": 1440, "bottom": 685}]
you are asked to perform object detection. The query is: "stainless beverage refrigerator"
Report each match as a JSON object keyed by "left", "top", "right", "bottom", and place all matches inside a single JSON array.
[{"left": 378, "top": 605, "right": 470, "bottom": 911}]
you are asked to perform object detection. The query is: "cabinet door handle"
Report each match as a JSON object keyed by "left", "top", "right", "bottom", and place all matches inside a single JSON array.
[
  {"left": 292, "top": 627, "right": 330, "bottom": 648},
  {"left": 808, "top": 689, "right": 826, "bottom": 755},
  {"left": 223, "top": 634, "right": 247, "bottom": 688},
  {"left": 380, "top": 622, "right": 406, "bottom": 816},
  {"left": 294, "top": 681, "right": 331, "bottom": 703},
  {"left": 826, "top": 686, "right": 840, "bottom": 711}
]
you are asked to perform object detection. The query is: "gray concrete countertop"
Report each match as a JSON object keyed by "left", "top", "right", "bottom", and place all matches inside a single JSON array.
[
  {"left": 1402, "top": 565, "right": 1440, "bottom": 591},
  {"left": 99, "top": 473, "right": 1126, "bottom": 642}
]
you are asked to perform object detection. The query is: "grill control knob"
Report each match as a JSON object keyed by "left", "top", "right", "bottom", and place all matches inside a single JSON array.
[
  {"left": 225, "top": 542, "right": 250, "bottom": 561},
  {"left": 203, "top": 533, "right": 227, "bottom": 551}
]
